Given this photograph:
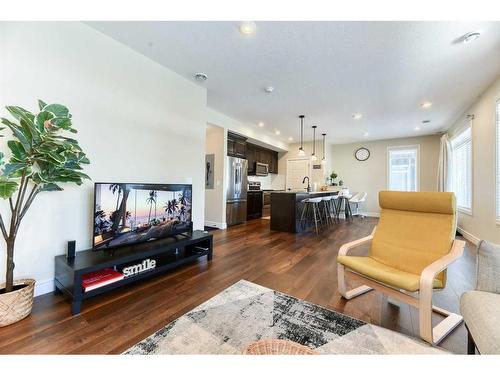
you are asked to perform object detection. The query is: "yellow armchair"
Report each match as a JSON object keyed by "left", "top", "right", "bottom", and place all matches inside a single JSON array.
[{"left": 337, "top": 191, "right": 465, "bottom": 345}]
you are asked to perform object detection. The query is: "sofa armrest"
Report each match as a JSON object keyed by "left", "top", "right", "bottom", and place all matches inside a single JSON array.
[
  {"left": 476, "top": 240, "right": 500, "bottom": 294},
  {"left": 338, "top": 227, "right": 376, "bottom": 257}
]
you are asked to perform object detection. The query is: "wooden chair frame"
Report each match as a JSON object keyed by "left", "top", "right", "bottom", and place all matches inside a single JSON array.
[{"left": 338, "top": 227, "right": 466, "bottom": 345}]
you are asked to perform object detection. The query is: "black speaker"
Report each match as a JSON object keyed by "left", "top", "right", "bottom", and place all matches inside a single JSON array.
[{"left": 67, "top": 240, "right": 76, "bottom": 259}]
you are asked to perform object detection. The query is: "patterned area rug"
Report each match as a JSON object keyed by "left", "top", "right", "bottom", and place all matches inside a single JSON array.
[{"left": 124, "top": 280, "right": 446, "bottom": 354}]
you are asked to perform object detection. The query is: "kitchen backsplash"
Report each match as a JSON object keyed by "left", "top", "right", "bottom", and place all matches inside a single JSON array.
[{"left": 248, "top": 174, "right": 286, "bottom": 190}]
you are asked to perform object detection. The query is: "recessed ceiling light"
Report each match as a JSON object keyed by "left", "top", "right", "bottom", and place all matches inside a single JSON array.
[
  {"left": 363, "top": 132, "right": 369, "bottom": 137},
  {"left": 194, "top": 72, "right": 208, "bottom": 82},
  {"left": 275, "top": 130, "right": 281, "bottom": 135},
  {"left": 258, "top": 122, "right": 264, "bottom": 127},
  {"left": 414, "top": 126, "right": 421, "bottom": 131},
  {"left": 264, "top": 86, "right": 274, "bottom": 94},
  {"left": 463, "top": 32, "right": 481, "bottom": 43},
  {"left": 352, "top": 113, "right": 363, "bottom": 120},
  {"left": 288, "top": 137, "right": 293, "bottom": 141},
  {"left": 421, "top": 102, "right": 433, "bottom": 109},
  {"left": 422, "top": 120, "right": 431, "bottom": 124},
  {"left": 239, "top": 21, "right": 256, "bottom": 35}
]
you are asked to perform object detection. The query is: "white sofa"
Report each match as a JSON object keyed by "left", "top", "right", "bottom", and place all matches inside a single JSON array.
[{"left": 460, "top": 240, "right": 500, "bottom": 354}]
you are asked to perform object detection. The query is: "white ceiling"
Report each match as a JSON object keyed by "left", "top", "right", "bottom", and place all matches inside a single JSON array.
[{"left": 88, "top": 21, "right": 500, "bottom": 144}]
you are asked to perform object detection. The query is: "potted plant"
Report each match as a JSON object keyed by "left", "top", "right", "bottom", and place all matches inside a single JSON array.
[
  {"left": 0, "top": 100, "right": 90, "bottom": 327},
  {"left": 330, "top": 171, "right": 338, "bottom": 186}
]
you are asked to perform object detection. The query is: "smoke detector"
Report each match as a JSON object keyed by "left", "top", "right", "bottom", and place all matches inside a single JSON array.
[
  {"left": 194, "top": 72, "right": 208, "bottom": 82},
  {"left": 264, "top": 86, "right": 274, "bottom": 94},
  {"left": 463, "top": 32, "right": 481, "bottom": 43}
]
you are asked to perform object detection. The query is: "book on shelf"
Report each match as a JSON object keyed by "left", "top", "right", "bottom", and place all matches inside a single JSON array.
[{"left": 81, "top": 268, "right": 124, "bottom": 292}]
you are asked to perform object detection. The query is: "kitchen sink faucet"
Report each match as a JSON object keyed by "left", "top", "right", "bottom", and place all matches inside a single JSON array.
[{"left": 302, "top": 176, "right": 311, "bottom": 192}]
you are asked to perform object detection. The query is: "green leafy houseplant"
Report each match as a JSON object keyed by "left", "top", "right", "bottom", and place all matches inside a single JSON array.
[{"left": 0, "top": 100, "right": 90, "bottom": 294}]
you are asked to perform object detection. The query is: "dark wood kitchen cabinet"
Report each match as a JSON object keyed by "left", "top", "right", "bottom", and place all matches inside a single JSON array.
[
  {"left": 257, "top": 149, "right": 271, "bottom": 165},
  {"left": 247, "top": 146, "right": 256, "bottom": 174},
  {"left": 269, "top": 151, "right": 279, "bottom": 174},
  {"left": 247, "top": 191, "right": 263, "bottom": 220},
  {"left": 246, "top": 143, "right": 279, "bottom": 175},
  {"left": 227, "top": 132, "right": 247, "bottom": 159}
]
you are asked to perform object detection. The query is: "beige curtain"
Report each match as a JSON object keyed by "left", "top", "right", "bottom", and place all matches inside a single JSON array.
[{"left": 437, "top": 133, "right": 452, "bottom": 192}]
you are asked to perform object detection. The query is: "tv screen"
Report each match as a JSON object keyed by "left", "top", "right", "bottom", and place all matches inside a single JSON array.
[{"left": 93, "top": 183, "right": 192, "bottom": 250}]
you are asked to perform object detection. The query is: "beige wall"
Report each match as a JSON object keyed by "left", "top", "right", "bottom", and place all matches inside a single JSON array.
[
  {"left": 204, "top": 124, "right": 226, "bottom": 228},
  {"left": 447, "top": 75, "right": 500, "bottom": 244},
  {"left": 330, "top": 135, "right": 441, "bottom": 214}
]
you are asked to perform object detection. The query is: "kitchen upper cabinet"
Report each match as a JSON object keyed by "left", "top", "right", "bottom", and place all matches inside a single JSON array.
[
  {"left": 269, "top": 151, "right": 279, "bottom": 174},
  {"left": 247, "top": 146, "right": 256, "bottom": 174},
  {"left": 246, "top": 143, "right": 279, "bottom": 175},
  {"left": 227, "top": 138, "right": 235, "bottom": 156},
  {"left": 234, "top": 139, "right": 246, "bottom": 158},
  {"left": 257, "top": 149, "right": 271, "bottom": 165},
  {"left": 227, "top": 132, "right": 247, "bottom": 159}
]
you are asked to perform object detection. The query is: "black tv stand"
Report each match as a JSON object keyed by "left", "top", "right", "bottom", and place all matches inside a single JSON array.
[{"left": 54, "top": 230, "right": 213, "bottom": 315}]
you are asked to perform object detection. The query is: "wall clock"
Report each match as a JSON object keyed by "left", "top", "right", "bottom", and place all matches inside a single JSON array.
[{"left": 354, "top": 147, "right": 370, "bottom": 161}]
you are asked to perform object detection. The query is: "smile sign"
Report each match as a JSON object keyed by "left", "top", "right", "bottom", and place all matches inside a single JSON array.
[{"left": 122, "top": 259, "right": 157, "bottom": 277}]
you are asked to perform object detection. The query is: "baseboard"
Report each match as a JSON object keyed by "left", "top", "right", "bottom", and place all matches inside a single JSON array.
[
  {"left": 338, "top": 211, "right": 379, "bottom": 219},
  {"left": 34, "top": 278, "right": 55, "bottom": 297},
  {"left": 457, "top": 227, "right": 480, "bottom": 245},
  {"left": 362, "top": 212, "right": 380, "bottom": 218},
  {"left": 204, "top": 220, "right": 227, "bottom": 229}
]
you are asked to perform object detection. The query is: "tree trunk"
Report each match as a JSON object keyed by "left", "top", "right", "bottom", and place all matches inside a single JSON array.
[
  {"left": 111, "top": 188, "right": 129, "bottom": 234},
  {"left": 5, "top": 239, "right": 15, "bottom": 293}
]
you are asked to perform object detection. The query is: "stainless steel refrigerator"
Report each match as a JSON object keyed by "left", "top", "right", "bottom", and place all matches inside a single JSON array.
[{"left": 226, "top": 156, "right": 248, "bottom": 226}]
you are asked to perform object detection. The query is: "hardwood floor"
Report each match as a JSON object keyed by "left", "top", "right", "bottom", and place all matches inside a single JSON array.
[{"left": 0, "top": 217, "right": 476, "bottom": 354}]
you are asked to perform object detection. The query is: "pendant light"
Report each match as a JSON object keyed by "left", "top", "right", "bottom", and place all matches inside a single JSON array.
[
  {"left": 321, "top": 133, "right": 327, "bottom": 164},
  {"left": 298, "top": 115, "right": 305, "bottom": 156},
  {"left": 311, "top": 125, "right": 317, "bottom": 161}
]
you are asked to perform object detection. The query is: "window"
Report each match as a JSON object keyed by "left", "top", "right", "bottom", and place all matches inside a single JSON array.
[
  {"left": 496, "top": 100, "right": 500, "bottom": 221},
  {"left": 387, "top": 146, "right": 419, "bottom": 191},
  {"left": 451, "top": 124, "right": 472, "bottom": 213}
]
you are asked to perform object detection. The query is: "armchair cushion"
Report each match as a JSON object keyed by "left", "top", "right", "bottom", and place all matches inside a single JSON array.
[
  {"left": 378, "top": 190, "right": 456, "bottom": 214},
  {"left": 461, "top": 290, "right": 500, "bottom": 354},
  {"left": 369, "top": 191, "right": 456, "bottom": 287},
  {"left": 337, "top": 255, "right": 444, "bottom": 292}
]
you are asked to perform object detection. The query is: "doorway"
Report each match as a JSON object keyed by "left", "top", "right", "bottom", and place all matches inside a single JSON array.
[{"left": 286, "top": 158, "right": 310, "bottom": 191}]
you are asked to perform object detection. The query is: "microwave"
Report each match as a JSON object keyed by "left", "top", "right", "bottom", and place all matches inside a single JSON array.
[{"left": 255, "top": 162, "right": 269, "bottom": 176}]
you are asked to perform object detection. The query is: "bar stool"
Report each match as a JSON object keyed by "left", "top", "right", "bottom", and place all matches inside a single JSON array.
[
  {"left": 349, "top": 192, "right": 367, "bottom": 217},
  {"left": 340, "top": 195, "right": 353, "bottom": 219},
  {"left": 331, "top": 194, "right": 340, "bottom": 220},
  {"left": 299, "top": 197, "right": 323, "bottom": 235},
  {"left": 321, "top": 195, "right": 335, "bottom": 226}
]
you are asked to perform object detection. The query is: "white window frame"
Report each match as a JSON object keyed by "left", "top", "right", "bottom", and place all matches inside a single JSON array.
[
  {"left": 387, "top": 145, "right": 420, "bottom": 192},
  {"left": 496, "top": 99, "right": 500, "bottom": 224},
  {"left": 450, "top": 122, "right": 473, "bottom": 216}
]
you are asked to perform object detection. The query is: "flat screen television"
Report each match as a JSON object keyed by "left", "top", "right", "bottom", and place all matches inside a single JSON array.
[{"left": 93, "top": 183, "right": 192, "bottom": 250}]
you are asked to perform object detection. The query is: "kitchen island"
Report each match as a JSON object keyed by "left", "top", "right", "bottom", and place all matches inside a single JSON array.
[{"left": 270, "top": 190, "right": 339, "bottom": 233}]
